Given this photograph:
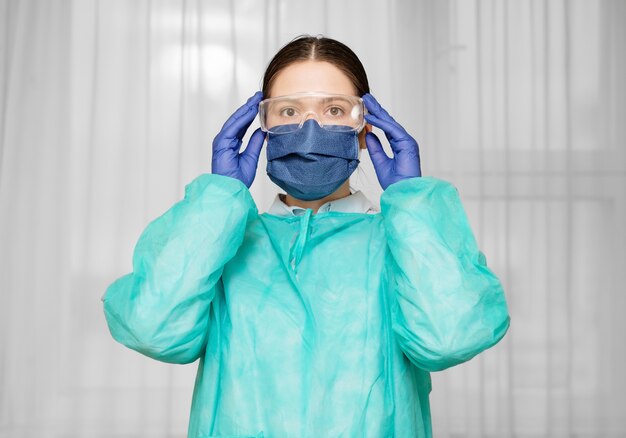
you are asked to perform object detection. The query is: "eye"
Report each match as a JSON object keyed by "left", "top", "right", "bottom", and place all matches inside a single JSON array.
[
  {"left": 327, "top": 106, "right": 345, "bottom": 117},
  {"left": 279, "top": 107, "right": 298, "bottom": 117}
]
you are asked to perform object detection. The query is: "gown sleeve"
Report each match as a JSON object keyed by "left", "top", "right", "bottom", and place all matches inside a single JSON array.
[
  {"left": 380, "top": 176, "right": 510, "bottom": 372},
  {"left": 102, "top": 174, "right": 258, "bottom": 364}
]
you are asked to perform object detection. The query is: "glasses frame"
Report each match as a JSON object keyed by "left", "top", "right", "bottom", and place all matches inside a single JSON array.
[{"left": 258, "top": 91, "right": 367, "bottom": 134}]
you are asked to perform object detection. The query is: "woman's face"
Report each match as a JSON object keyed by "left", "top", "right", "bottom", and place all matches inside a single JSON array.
[{"left": 267, "top": 60, "right": 371, "bottom": 148}]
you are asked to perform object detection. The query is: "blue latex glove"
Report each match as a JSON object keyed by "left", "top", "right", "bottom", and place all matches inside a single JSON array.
[
  {"left": 363, "top": 93, "right": 421, "bottom": 190},
  {"left": 212, "top": 91, "right": 266, "bottom": 188}
]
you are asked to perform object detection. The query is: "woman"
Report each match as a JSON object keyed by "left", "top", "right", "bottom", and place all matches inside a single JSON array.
[{"left": 102, "top": 35, "right": 510, "bottom": 437}]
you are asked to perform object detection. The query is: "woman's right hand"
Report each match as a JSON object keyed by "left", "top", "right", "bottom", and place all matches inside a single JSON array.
[{"left": 211, "top": 91, "right": 266, "bottom": 188}]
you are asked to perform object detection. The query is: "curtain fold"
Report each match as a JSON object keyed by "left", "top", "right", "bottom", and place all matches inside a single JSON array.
[{"left": 0, "top": 0, "right": 624, "bottom": 436}]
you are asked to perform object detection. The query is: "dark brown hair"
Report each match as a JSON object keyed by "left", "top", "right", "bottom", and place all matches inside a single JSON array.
[{"left": 262, "top": 35, "right": 370, "bottom": 98}]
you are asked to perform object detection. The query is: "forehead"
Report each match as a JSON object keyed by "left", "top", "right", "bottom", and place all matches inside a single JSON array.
[{"left": 268, "top": 60, "right": 357, "bottom": 98}]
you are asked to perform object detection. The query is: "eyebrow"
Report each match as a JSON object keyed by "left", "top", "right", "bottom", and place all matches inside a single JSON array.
[
  {"left": 273, "top": 96, "right": 354, "bottom": 105},
  {"left": 321, "top": 96, "right": 352, "bottom": 104},
  {"left": 273, "top": 98, "right": 301, "bottom": 105}
]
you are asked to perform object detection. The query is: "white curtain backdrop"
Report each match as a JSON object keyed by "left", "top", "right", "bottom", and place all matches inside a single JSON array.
[{"left": 1, "top": 0, "right": 625, "bottom": 436}]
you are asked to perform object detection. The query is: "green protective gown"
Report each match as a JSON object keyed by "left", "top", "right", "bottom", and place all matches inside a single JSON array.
[{"left": 102, "top": 174, "right": 510, "bottom": 438}]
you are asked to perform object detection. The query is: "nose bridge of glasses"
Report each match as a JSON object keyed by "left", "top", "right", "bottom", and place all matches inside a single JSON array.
[{"left": 300, "top": 110, "right": 322, "bottom": 126}]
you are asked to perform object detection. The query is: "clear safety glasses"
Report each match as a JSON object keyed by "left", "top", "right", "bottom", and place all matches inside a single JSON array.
[{"left": 258, "top": 92, "right": 366, "bottom": 134}]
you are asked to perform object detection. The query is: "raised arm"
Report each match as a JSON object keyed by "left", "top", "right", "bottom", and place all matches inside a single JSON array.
[
  {"left": 381, "top": 177, "right": 510, "bottom": 372},
  {"left": 102, "top": 174, "right": 257, "bottom": 364}
]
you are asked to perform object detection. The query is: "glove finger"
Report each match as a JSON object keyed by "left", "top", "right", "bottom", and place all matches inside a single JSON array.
[
  {"left": 365, "top": 131, "right": 392, "bottom": 172},
  {"left": 362, "top": 93, "right": 398, "bottom": 123},
  {"left": 211, "top": 141, "right": 240, "bottom": 174},
  {"left": 364, "top": 113, "right": 410, "bottom": 146},
  {"left": 214, "top": 113, "right": 257, "bottom": 153},
  {"left": 239, "top": 127, "right": 266, "bottom": 172},
  {"left": 221, "top": 91, "right": 263, "bottom": 130},
  {"left": 219, "top": 92, "right": 264, "bottom": 139},
  {"left": 213, "top": 132, "right": 243, "bottom": 154}
]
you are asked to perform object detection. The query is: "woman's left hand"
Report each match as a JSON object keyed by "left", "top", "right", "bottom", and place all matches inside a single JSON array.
[{"left": 363, "top": 93, "right": 421, "bottom": 190}]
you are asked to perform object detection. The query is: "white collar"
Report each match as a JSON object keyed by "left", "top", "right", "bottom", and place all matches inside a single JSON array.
[{"left": 266, "top": 191, "right": 378, "bottom": 216}]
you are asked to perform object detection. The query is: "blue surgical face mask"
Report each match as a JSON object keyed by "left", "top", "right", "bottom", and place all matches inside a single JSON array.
[{"left": 266, "top": 119, "right": 360, "bottom": 201}]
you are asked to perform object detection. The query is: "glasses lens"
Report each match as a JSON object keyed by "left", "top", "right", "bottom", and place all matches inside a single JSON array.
[{"left": 261, "top": 94, "right": 363, "bottom": 134}]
